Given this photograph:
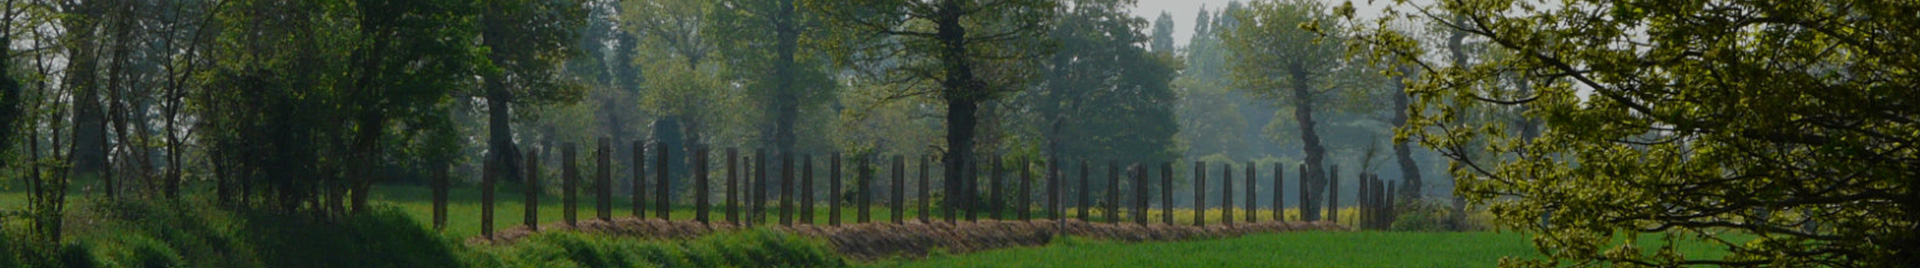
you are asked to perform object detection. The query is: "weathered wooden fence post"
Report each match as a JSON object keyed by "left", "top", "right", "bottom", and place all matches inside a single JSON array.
[
  {"left": 1298, "top": 164, "right": 1309, "bottom": 221},
  {"left": 1273, "top": 163, "right": 1283, "bottom": 222},
  {"left": 597, "top": 139, "right": 613, "bottom": 221},
  {"left": 482, "top": 154, "right": 496, "bottom": 238},
  {"left": 1019, "top": 159, "right": 1032, "bottom": 221},
  {"left": 752, "top": 150, "right": 766, "bottom": 224},
  {"left": 829, "top": 152, "right": 841, "bottom": 226},
  {"left": 525, "top": 149, "right": 539, "bottom": 230},
  {"left": 942, "top": 156, "right": 956, "bottom": 223},
  {"left": 802, "top": 154, "right": 815, "bottom": 224},
  {"left": 781, "top": 153, "right": 794, "bottom": 226},
  {"left": 1245, "top": 162, "right": 1255, "bottom": 223},
  {"left": 1047, "top": 159, "right": 1060, "bottom": 220},
  {"left": 1107, "top": 161, "right": 1119, "bottom": 224},
  {"left": 432, "top": 161, "right": 448, "bottom": 231},
  {"left": 563, "top": 144, "right": 578, "bottom": 226},
  {"left": 742, "top": 155, "right": 753, "bottom": 224},
  {"left": 892, "top": 155, "right": 905, "bottom": 224},
  {"left": 1359, "top": 172, "right": 1372, "bottom": 229},
  {"left": 858, "top": 155, "right": 871, "bottom": 224},
  {"left": 1078, "top": 160, "right": 1090, "bottom": 222},
  {"left": 1193, "top": 161, "right": 1206, "bottom": 226},
  {"left": 634, "top": 142, "right": 646, "bottom": 218},
  {"left": 695, "top": 147, "right": 710, "bottom": 224},
  {"left": 1377, "top": 175, "right": 1388, "bottom": 229},
  {"left": 965, "top": 159, "right": 978, "bottom": 221},
  {"left": 919, "top": 155, "right": 931, "bottom": 223},
  {"left": 998, "top": 156, "right": 1013, "bottom": 220},
  {"left": 726, "top": 148, "right": 738, "bottom": 223},
  {"left": 1134, "top": 164, "right": 1148, "bottom": 225},
  {"left": 655, "top": 142, "right": 670, "bottom": 220},
  {"left": 1161, "top": 162, "right": 1173, "bottom": 225},
  {"left": 1222, "top": 162, "right": 1233, "bottom": 226},
  {"left": 1328, "top": 165, "right": 1340, "bottom": 223}
]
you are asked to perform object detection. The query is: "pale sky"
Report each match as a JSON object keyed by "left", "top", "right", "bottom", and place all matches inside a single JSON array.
[{"left": 1127, "top": 0, "right": 1403, "bottom": 48}]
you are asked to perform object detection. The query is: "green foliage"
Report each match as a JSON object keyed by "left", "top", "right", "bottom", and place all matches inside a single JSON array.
[
  {"left": 1345, "top": 0, "right": 1920, "bottom": 266},
  {"left": 478, "top": 229, "right": 847, "bottom": 268},
  {"left": 1032, "top": 0, "right": 1181, "bottom": 168}
]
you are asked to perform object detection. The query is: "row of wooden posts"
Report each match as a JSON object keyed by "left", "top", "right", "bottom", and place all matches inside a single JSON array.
[{"left": 438, "top": 140, "right": 1401, "bottom": 238}]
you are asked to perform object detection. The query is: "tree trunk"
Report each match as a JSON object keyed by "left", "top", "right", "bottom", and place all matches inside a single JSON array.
[
  {"left": 1289, "top": 67, "right": 1327, "bottom": 222},
  {"left": 769, "top": 0, "right": 801, "bottom": 157},
  {"left": 1390, "top": 68, "right": 1421, "bottom": 200},
  {"left": 66, "top": 2, "right": 111, "bottom": 199}
]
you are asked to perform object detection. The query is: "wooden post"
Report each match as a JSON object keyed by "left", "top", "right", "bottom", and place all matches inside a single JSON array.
[
  {"left": 752, "top": 149, "right": 766, "bottom": 224},
  {"left": 525, "top": 148, "right": 539, "bottom": 230},
  {"left": 1047, "top": 159, "right": 1060, "bottom": 220},
  {"left": 695, "top": 147, "right": 710, "bottom": 224},
  {"left": 858, "top": 155, "right": 871, "bottom": 224},
  {"left": 942, "top": 155, "right": 956, "bottom": 223},
  {"left": 919, "top": 155, "right": 931, "bottom": 223},
  {"left": 1359, "top": 172, "right": 1371, "bottom": 229},
  {"left": 1244, "top": 162, "right": 1255, "bottom": 223},
  {"left": 563, "top": 144, "right": 577, "bottom": 226},
  {"left": 633, "top": 141, "right": 647, "bottom": 218},
  {"left": 891, "top": 155, "right": 905, "bottom": 224},
  {"left": 1298, "top": 164, "right": 1309, "bottom": 221},
  {"left": 802, "top": 154, "right": 815, "bottom": 224},
  {"left": 1273, "top": 163, "right": 1283, "bottom": 222},
  {"left": 597, "top": 139, "right": 613, "bottom": 221},
  {"left": 965, "top": 159, "right": 978, "bottom": 221},
  {"left": 726, "top": 148, "right": 738, "bottom": 223},
  {"left": 781, "top": 152, "right": 794, "bottom": 226},
  {"left": 1019, "top": 159, "right": 1032, "bottom": 221},
  {"left": 1193, "top": 161, "right": 1206, "bottom": 226},
  {"left": 1134, "top": 164, "right": 1148, "bottom": 225},
  {"left": 1107, "top": 161, "right": 1119, "bottom": 224},
  {"left": 1328, "top": 165, "right": 1340, "bottom": 223},
  {"left": 432, "top": 161, "right": 448, "bottom": 231},
  {"left": 482, "top": 154, "right": 496, "bottom": 238},
  {"left": 1078, "top": 160, "right": 1090, "bottom": 222},
  {"left": 829, "top": 152, "right": 841, "bottom": 226},
  {"left": 655, "top": 142, "right": 670, "bottom": 220},
  {"left": 990, "top": 156, "right": 1003, "bottom": 220},
  {"left": 1222, "top": 162, "right": 1233, "bottom": 226},
  {"left": 1161, "top": 162, "right": 1173, "bottom": 225},
  {"left": 742, "top": 155, "right": 754, "bottom": 224}
]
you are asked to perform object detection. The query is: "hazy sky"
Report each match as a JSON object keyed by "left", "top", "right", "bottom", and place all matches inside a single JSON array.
[{"left": 1127, "top": 0, "right": 1401, "bottom": 48}]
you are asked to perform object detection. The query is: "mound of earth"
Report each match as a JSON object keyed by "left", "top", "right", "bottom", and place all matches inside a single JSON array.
[{"left": 475, "top": 218, "right": 1348, "bottom": 260}]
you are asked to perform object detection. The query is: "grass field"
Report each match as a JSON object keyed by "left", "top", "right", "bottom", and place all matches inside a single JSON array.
[
  {"left": 3, "top": 184, "right": 1743, "bottom": 267},
  {"left": 867, "top": 231, "right": 1740, "bottom": 268}
]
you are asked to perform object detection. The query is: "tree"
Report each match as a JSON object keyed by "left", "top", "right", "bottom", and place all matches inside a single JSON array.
[
  {"left": 712, "top": 0, "right": 835, "bottom": 156},
  {"left": 478, "top": 0, "right": 587, "bottom": 195},
  {"left": 1150, "top": 11, "right": 1174, "bottom": 53},
  {"left": 808, "top": 0, "right": 1056, "bottom": 212},
  {"left": 1348, "top": 0, "right": 1920, "bottom": 266},
  {"left": 1034, "top": 0, "right": 1180, "bottom": 189},
  {"left": 1222, "top": 0, "right": 1348, "bottom": 221}
]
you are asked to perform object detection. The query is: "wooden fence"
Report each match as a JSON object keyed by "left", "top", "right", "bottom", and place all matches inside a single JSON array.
[{"left": 449, "top": 141, "right": 1400, "bottom": 238}]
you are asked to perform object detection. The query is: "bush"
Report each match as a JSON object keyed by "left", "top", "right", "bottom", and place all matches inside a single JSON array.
[{"left": 1390, "top": 198, "right": 1491, "bottom": 232}]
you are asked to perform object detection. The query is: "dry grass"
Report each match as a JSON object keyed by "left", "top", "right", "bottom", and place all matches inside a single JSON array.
[{"left": 472, "top": 218, "right": 1347, "bottom": 261}]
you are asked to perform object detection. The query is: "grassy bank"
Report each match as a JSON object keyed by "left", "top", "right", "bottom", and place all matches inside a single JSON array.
[{"left": 871, "top": 231, "right": 1739, "bottom": 268}]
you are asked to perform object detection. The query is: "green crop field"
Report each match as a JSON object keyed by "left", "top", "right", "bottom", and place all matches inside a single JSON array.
[{"left": 867, "top": 231, "right": 1739, "bottom": 268}]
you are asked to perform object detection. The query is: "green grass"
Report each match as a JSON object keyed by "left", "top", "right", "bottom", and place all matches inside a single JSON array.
[{"left": 867, "top": 231, "right": 1740, "bottom": 268}]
